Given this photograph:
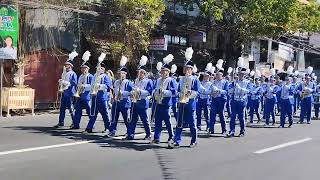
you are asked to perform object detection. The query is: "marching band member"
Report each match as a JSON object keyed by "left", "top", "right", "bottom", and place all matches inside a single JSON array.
[
  {"left": 152, "top": 55, "right": 176, "bottom": 146},
  {"left": 313, "top": 82, "right": 320, "bottom": 119},
  {"left": 174, "top": 47, "right": 200, "bottom": 147},
  {"left": 54, "top": 51, "right": 78, "bottom": 128},
  {"left": 127, "top": 56, "right": 153, "bottom": 141},
  {"left": 196, "top": 63, "right": 213, "bottom": 131},
  {"left": 292, "top": 71, "right": 300, "bottom": 115},
  {"left": 225, "top": 67, "right": 233, "bottom": 118},
  {"left": 264, "top": 77, "right": 278, "bottom": 125},
  {"left": 298, "top": 67, "right": 316, "bottom": 124},
  {"left": 72, "top": 51, "right": 93, "bottom": 129},
  {"left": 275, "top": 74, "right": 282, "bottom": 114},
  {"left": 248, "top": 74, "right": 263, "bottom": 124},
  {"left": 85, "top": 54, "right": 112, "bottom": 133},
  {"left": 226, "top": 57, "right": 249, "bottom": 137},
  {"left": 151, "top": 62, "right": 163, "bottom": 123},
  {"left": 170, "top": 64, "right": 179, "bottom": 122},
  {"left": 278, "top": 72, "right": 294, "bottom": 128},
  {"left": 208, "top": 62, "right": 228, "bottom": 135},
  {"left": 108, "top": 56, "right": 133, "bottom": 137}
]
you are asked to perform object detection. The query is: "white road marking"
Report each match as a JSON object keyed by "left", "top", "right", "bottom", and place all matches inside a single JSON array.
[
  {"left": 254, "top": 137, "right": 312, "bottom": 154},
  {"left": 0, "top": 141, "right": 93, "bottom": 156},
  {"left": 0, "top": 123, "right": 223, "bottom": 156}
]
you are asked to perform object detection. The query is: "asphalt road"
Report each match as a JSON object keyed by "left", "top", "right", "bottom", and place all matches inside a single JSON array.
[{"left": 0, "top": 113, "right": 319, "bottom": 180}]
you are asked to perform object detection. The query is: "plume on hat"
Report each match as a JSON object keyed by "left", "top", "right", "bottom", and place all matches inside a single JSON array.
[
  {"left": 205, "top": 63, "right": 213, "bottom": 72},
  {"left": 163, "top": 54, "right": 174, "bottom": 64},
  {"left": 120, "top": 56, "right": 128, "bottom": 67},
  {"left": 294, "top": 70, "right": 299, "bottom": 76},
  {"left": 156, "top": 62, "right": 163, "bottom": 72},
  {"left": 140, "top": 55, "right": 148, "bottom": 66},
  {"left": 217, "top": 59, "right": 224, "bottom": 66},
  {"left": 306, "top": 66, "right": 313, "bottom": 75},
  {"left": 193, "top": 64, "right": 198, "bottom": 73},
  {"left": 69, "top": 51, "right": 79, "bottom": 61},
  {"left": 271, "top": 68, "right": 276, "bottom": 76},
  {"left": 98, "top": 52, "right": 106, "bottom": 63},
  {"left": 237, "top": 57, "right": 244, "bottom": 67},
  {"left": 171, "top": 64, "right": 177, "bottom": 74},
  {"left": 227, "top": 67, "right": 233, "bottom": 74},
  {"left": 255, "top": 70, "right": 261, "bottom": 78},
  {"left": 81, "top": 51, "right": 91, "bottom": 64},
  {"left": 287, "top": 66, "right": 294, "bottom": 74},
  {"left": 210, "top": 66, "right": 215, "bottom": 75},
  {"left": 250, "top": 70, "right": 255, "bottom": 77},
  {"left": 185, "top": 47, "right": 194, "bottom": 61}
]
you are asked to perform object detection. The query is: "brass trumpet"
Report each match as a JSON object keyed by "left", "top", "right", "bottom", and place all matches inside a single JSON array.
[{"left": 74, "top": 74, "right": 86, "bottom": 98}]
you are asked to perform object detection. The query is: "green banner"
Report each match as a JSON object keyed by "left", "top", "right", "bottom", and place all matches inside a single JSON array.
[{"left": 0, "top": 4, "right": 18, "bottom": 60}]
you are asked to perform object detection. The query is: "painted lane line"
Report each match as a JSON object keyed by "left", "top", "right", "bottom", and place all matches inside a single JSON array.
[
  {"left": 254, "top": 137, "right": 312, "bottom": 154},
  {"left": 0, "top": 141, "right": 93, "bottom": 156}
]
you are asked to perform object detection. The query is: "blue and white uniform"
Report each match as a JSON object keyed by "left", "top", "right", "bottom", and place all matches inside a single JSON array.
[
  {"left": 86, "top": 73, "right": 112, "bottom": 132},
  {"left": 297, "top": 81, "right": 315, "bottom": 123},
  {"left": 109, "top": 79, "right": 133, "bottom": 135},
  {"left": 196, "top": 80, "right": 212, "bottom": 129},
  {"left": 73, "top": 73, "right": 93, "bottom": 128},
  {"left": 264, "top": 83, "right": 278, "bottom": 125},
  {"left": 208, "top": 79, "right": 228, "bottom": 134},
  {"left": 228, "top": 79, "right": 249, "bottom": 135},
  {"left": 174, "top": 75, "right": 200, "bottom": 145},
  {"left": 127, "top": 77, "right": 153, "bottom": 139},
  {"left": 58, "top": 69, "right": 77, "bottom": 126},
  {"left": 279, "top": 82, "right": 295, "bottom": 127},
  {"left": 153, "top": 76, "right": 176, "bottom": 142},
  {"left": 249, "top": 83, "right": 263, "bottom": 123}
]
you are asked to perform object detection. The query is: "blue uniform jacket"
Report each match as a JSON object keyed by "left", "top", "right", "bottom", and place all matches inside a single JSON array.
[
  {"left": 63, "top": 70, "right": 77, "bottom": 98},
  {"left": 132, "top": 78, "right": 153, "bottom": 109},
  {"left": 154, "top": 77, "right": 176, "bottom": 107},
  {"left": 79, "top": 73, "right": 94, "bottom": 101},
  {"left": 114, "top": 79, "right": 133, "bottom": 108},
  {"left": 178, "top": 75, "right": 200, "bottom": 110}
]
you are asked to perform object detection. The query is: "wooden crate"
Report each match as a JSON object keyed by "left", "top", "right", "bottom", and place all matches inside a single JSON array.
[{"left": 1, "top": 87, "right": 35, "bottom": 117}]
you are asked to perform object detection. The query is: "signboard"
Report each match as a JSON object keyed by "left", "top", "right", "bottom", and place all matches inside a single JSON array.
[
  {"left": 149, "top": 37, "right": 168, "bottom": 51},
  {"left": 278, "top": 43, "right": 294, "bottom": 61},
  {"left": 0, "top": 4, "right": 18, "bottom": 60},
  {"left": 189, "top": 31, "right": 206, "bottom": 43}
]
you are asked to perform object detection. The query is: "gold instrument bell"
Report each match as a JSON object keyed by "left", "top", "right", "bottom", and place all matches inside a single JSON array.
[{"left": 179, "top": 77, "right": 191, "bottom": 104}]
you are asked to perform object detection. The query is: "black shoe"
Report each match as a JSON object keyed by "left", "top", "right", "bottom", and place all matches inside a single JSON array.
[
  {"left": 278, "top": 125, "right": 285, "bottom": 128},
  {"left": 124, "top": 136, "right": 134, "bottom": 140},
  {"left": 152, "top": 139, "right": 160, "bottom": 144},
  {"left": 173, "top": 143, "right": 180, "bottom": 147},
  {"left": 307, "top": 121, "right": 311, "bottom": 124},
  {"left": 53, "top": 124, "right": 63, "bottom": 128},
  {"left": 69, "top": 126, "right": 80, "bottom": 130},
  {"left": 221, "top": 130, "right": 227, "bottom": 135},
  {"left": 197, "top": 126, "right": 202, "bottom": 131},
  {"left": 225, "top": 133, "right": 234, "bottom": 138},
  {"left": 257, "top": 120, "right": 261, "bottom": 124},
  {"left": 189, "top": 143, "right": 197, "bottom": 148},
  {"left": 239, "top": 132, "right": 245, "bottom": 137},
  {"left": 288, "top": 122, "right": 293, "bottom": 128},
  {"left": 83, "top": 129, "right": 93, "bottom": 133}
]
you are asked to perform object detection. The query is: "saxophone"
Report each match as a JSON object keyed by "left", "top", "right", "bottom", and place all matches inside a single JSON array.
[
  {"left": 179, "top": 76, "right": 191, "bottom": 104},
  {"left": 155, "top": 78, "right": 164, "bottom": 104},
  {"left": 90, "top": 64, "right": 102, "bottom": 96},
  {"left": 132, "top": 79, "right": 140, "bottom": 103},
  {"left": 74, "top": 74, "right": 86, "bottom": 98},
  {"left": 116, "top": 79, "right": 123, "bottom": 102},
  {"left": 301, "top": 82, "right": 307, "bottom": 100},
  {"left": 58, "top": 66, "right": 68, "bottom": 92}
]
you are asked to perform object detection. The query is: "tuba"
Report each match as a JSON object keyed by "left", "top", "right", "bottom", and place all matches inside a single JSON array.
[
  {"left": 179, "top": 76, "right": 191, "bottom": 104},
  {"left": 74, "top": 74, "right": 87, "bottom": 98},
  {"left": 58, "top": 66, "right": 68, "bottom": 93},
  {"left": 90, "top": 64, "right": 102, "bottom": 96}
]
